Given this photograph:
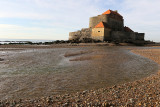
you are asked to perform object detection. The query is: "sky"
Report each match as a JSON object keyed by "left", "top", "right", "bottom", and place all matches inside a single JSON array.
[{"left": 0, "top": 0, "right": 160, "bottom": 41}]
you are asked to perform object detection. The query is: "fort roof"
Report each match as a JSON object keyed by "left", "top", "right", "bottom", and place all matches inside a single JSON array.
[
  {"left": 94, "top": 22, "right": 110, "bottom": 28},
  {"left": 102, "top": 9, "right": 123, "bottom": 18}
]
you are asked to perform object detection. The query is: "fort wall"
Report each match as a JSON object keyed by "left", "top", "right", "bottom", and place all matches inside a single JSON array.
[
  {"left": 136, "top": 33, "right": 145, "bottom": 40},
  {"left": 128, "top": 32, "right": 137, "bottom": 40},
  {"left": 108, "top": 17, "right": 124, "bottom": 31},
  {"left": 104, "top": 29, "right": 111, "bottom": 41},
  {"left": 111, "top": 31, "right": 145, "bottom": 42},
  {"left": 89, "top": 15, "right": 108, "bottom": 28},
  {"left": 92, "top": 28, "right": 104, "bottom": 41},
  {"left": 69, "top": 31, "right": 81, "bottom": 40},
  {"left": 69, "top": 28, "right": 91, "bottom": 41},
  {"left": 111, "top": 31, "right": 129, "bottom": 42}
]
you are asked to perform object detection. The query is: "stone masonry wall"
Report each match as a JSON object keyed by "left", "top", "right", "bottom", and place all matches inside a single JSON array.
[
  {"left": 108, "top": 17, "right": 124, "bottom": 31},
  {"left": 89, "top": 15, "right": 108, "bottom": 28},
  {"left": 136, "top": 33, "right": 145, "bottom": 40},
  {"left": 69, "top": 28, "right": 92, "bottom": 41},
  {"left": 91, "top": 28, "right": 105, "bottom": 41},
  {"left": 111, "top": 31, "right": 129, "bottom": 41},
  {"left": 111, "top": 31, "right": 145, "bottom": 42}
]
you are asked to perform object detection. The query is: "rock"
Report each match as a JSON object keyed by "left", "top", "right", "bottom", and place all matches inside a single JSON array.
[
  {"left": 0, "top": 58, "right": 4, "bottom": 61},
  {"left": 138, "top": 102, "right": 142, "bottom": 106},
  {"left": 37, "top": 104, "right": 41, "bottom": 107},
  {"left": 46, "top": 97, "right": 53, "bottom": 104},
  {"left": 76, "top": 99, "right": 81, "bottom": 103},
  {"left": 82, "top": 90, "right": 87, "bottom": 95},
  {"left": 63, "top": 102, "right": 69, "bottom": 106},
  {"left": 126, "top": 98, "right": 135, "bottom": 105}
]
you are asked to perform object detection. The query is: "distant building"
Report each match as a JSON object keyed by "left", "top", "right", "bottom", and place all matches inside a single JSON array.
[{"left": 69, "top": 9, "right": 145, "bottom": 43}]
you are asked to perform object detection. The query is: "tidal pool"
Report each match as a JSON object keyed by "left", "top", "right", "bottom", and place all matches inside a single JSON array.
[{"left": 0, "top": 46, "right": 158, "bottom": 100}]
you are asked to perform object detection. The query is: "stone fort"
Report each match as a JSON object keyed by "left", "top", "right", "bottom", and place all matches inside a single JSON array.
[{"left": 69, "top": 9, "right": 145, "bottom": 43}]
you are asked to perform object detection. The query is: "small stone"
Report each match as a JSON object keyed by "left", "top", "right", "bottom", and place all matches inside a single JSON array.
[
  {"left": 37, "top": 104, "right": 41, "bottom": 107},
  {"left": 138, "top": 102, "right": 142, "bottom": 106},
  {"left": 0, "top": 58, "right": 4, "bottom": 61},
  {"left": 63, "top": 102, "right": 69, "bottom": 106},
  {"left": 82, "top": 90, "right": 87, "bottom": 95}
]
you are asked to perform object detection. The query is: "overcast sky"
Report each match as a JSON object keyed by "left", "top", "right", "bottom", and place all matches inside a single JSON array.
[{"left": 0, "top": 0, "right": 160, "bottom": 41}]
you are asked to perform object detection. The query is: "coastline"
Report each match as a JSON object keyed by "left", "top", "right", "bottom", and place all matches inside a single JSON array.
[
  {"left": 0, "top": 43, "right": 135, "bottom": 48},
  {"left": 0, "top": 45, "right": 160, "bottom": 106}
]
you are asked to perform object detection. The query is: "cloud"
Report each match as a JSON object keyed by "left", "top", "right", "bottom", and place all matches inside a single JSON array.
[
  {"left": 0, "top": 24, "right": 67, "bottom": 40},
  {"left": 0, "top": 0, "right": 104, "bottom": 40},
  {"left": 0, "top": 0, "right": 160, "bottom": 41}
]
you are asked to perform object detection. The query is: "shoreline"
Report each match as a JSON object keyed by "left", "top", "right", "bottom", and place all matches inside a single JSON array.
[
  {"left": 0, "top": 43, "right": 136, "bottom": 48},
  {"left": 0, "top": 46, "right": 160, "bottom": 106}
]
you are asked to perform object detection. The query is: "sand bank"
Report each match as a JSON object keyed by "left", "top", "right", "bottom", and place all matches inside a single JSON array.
[{"left": 0, "top": 46, "right": 160, "bottom": 106}]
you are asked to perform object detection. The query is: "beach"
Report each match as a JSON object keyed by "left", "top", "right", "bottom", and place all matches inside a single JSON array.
[{"left": 0, "top": 44, "right": 160, "bottom": 106}]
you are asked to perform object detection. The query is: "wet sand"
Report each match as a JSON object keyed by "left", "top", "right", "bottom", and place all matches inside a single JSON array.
[{"left": 0, "top": 45, "right": 160, "bottom": 106}]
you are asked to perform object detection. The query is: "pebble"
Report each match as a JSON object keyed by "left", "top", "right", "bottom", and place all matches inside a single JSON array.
[{"left": 0, "top": 58, "right": 4, "bottom": 61}]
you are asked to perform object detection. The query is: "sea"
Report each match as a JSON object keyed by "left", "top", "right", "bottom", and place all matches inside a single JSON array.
[{"left": 0, "top": 39, "right": 55, "bottom": 44}]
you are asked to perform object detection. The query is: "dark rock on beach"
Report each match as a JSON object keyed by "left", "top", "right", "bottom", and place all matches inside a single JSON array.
[{"left": 0, "top": 58, "right": 4, "bottom": 61}]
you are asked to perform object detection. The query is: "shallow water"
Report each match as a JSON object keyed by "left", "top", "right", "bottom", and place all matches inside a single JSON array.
[{"left": 0, "top": 46, "right": 158, "bottom": 100}]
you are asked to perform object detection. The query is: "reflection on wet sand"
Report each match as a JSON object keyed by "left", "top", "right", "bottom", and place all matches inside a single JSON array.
[{"left": 0, "top": 46, "right": 158, "bottom": 100}]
